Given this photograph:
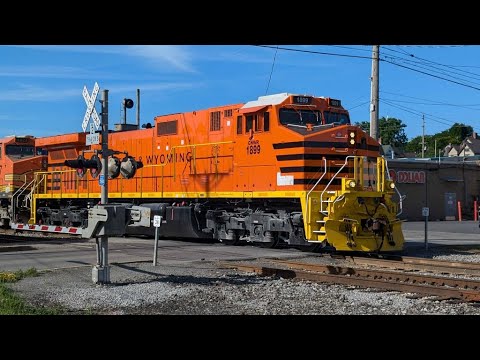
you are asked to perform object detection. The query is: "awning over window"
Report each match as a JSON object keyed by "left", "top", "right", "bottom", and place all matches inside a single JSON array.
[{"left": 238, "top": 105, "right": 268, "bottom": 114}]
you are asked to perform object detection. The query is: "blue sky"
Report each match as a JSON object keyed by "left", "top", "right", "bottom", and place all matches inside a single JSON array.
[{"left": 1, "top": 45, "right": 479, "bottom": 141}]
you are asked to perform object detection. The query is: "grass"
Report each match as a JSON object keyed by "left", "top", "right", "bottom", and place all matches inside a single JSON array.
[{"left": 0, "top": 268, "right": 64, "bottom": 315}]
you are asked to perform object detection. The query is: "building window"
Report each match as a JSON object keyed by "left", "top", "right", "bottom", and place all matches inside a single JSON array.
[{"left": 224, "top": 109, "right": 233, "bottom": 117}]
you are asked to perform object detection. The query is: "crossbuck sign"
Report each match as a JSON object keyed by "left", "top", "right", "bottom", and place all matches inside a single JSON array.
[{"left": 82, "top": 82, "right": 100, "bottom": 132}]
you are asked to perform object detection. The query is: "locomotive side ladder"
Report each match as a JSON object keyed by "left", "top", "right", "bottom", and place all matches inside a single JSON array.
[
  {"left": 305, "top": 157, "right": 329, "bottom": 241},
  {"left": 309, "top": 156, "right": 358, "bottom": 242}
]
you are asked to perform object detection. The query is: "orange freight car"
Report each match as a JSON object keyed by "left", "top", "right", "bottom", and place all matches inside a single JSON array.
[{"left": 29, "top": 93, "right": 404, "bottom": 252}]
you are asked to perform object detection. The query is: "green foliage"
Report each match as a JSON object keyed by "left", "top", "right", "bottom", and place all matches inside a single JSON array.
[
  {"left": 378, "top": 117, "right": 408, "bottom": 147},
  {"left": 356, "top": 117, "right": 474, "bottom": 158},
  {"left": 355, "top": 121, "right": 370, "bottom": 133},
  {"left": 0, "top": 284, "right": 62, "bottom": 315},
  {"left": 0, "top": 268, "right": 38, "bottom": 283},
  {"left": 404, "top": 123, "right": 473, "bottom": 157},
  {"left": 0, "top": 267, "right": 63, "bottom": 315},
  {"left": 355, "top": 118, "right": 408, "bottom": 147}
]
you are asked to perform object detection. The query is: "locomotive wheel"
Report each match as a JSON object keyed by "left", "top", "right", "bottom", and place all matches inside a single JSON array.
[
  {"left": 221, "top": 230, "right": 241, "bottom": 246},
  {"left": 221, "top": 238, "right": 241, "bottom": 246},
  {"left": 259, "top": 233, "right": 280, "bottom": 249}
]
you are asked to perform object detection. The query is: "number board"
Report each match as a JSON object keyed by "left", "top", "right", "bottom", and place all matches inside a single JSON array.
[
  {"left": 329, "top": 99, "right": 342, "bottom": 107},
  {"left": 293, "top": 96, "right": 312, "bottom": 105}
]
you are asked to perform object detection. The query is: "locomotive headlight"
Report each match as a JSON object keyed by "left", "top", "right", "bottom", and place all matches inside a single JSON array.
[
  {"left": 348, "top": 180, "right": 356, "bottom": 188},
  {"left": 348, "top": 131, "right": 356, "bottom": 147}
]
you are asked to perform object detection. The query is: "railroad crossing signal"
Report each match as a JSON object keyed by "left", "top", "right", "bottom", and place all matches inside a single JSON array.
[
  {"left": 107, "top": 155, "right": 144, "bottom": 179},
  {"left": 64, "top": 154, "right": 102, "bottom": 178},
  {"left": 82, "top": 82, "right": 100, "bottom": 132}
]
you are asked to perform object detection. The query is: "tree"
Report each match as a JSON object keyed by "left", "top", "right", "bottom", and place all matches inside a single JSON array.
[
  {"left": 355, "top": 121, "right": 370, "bottom": 133},
  {"left": 404, "top": 123, "right": 473, "bottom": 157},
  {"left": 436, "top": 123, "right": 473, "bottom": 144},
  {"left": 404, "top": 135, "right": 434, "bottom": 157},
  {"left": 355, "top": 117, "right": 408, "bottom": 147},
  {"left": 378, "top": 117, "right": 408, "bottom": 147}
]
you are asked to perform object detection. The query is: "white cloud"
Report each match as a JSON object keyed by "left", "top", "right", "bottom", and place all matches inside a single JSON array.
[
  {"left": 0, "top": 84, "right": 79, "bottom": 101},
  {"left": 197, "top": 46, "right": 336, "bottom": 68},
  {"left": 9, "top": 45, "right": 123, "bottom": 54},
  {"left": 6, "top": 45, "right": 196, "bottom": 73},
  {"left": 106, "top": 82, "right": 201, "bottom": 94},
  {"left": 0, "top": 65, "right": 107, "bottom": 79},
  {"left": 0, "top": 82, "right": 202, "bottom": 102},
  {"left": 126, "top": 46, "right": 196, "bottom": 73}
]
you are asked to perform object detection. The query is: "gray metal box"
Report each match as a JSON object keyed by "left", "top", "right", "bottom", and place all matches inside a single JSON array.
[{"left": 82, "top": 204, "right": 127, "bottom": 238}]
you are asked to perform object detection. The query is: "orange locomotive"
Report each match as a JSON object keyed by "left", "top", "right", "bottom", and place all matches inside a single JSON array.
[
  {"left": 0, "top": 135, "right": 47, "bottom": 227},
  {"left": 31, "top": 93, "right": 404, "bottom": 252}
]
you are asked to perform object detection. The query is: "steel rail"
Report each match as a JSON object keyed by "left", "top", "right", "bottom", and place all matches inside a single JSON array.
[
  {"left": 338, "top": 254, "right": 480, "bottom": 277},
  {"left": 224, "top": 262, "right": 480, "bottom": 302}
]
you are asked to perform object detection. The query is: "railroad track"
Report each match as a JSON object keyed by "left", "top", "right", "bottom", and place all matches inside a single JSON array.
[
  {"left": 338, "top": 254, "right": 480, "bottom": 277},
  {"left": 222, "top": 255, "right": 480, "bottom": 303}
]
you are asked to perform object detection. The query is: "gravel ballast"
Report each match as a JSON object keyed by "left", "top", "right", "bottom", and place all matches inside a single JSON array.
[{"left": 8, "top": 248, "right": 480, "bottom": 315}]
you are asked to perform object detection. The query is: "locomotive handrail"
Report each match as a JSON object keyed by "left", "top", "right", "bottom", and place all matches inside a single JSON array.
[
  {"left": 320, "top": 156, "right": 355, "bottom": 215},
  {"left": 383, "top": 157, "right": 405, "bottom": 216},
  {"left": 29, "top": 172, "right": 48, "bottom": 224},
  {"left": 305, "top": 157, "right": 327, "bottom": 223},
  {"left": 11, "top": 175, "right": 30, "bottom": 224},
  {"left": 28, "top": 169, "right": 78, "bottom": 223},
  {"left": 140, "top": 163, "right": 166, "bottom": 197},
  {"left": 136, "top": 140, "right": 233, "bottom": 197},
  {"left": 171, "top": 141, "right": 235, "bottom": 180}
]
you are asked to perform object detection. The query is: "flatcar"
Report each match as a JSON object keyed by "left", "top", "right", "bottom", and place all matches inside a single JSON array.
[{"left": 26, "top": 92, "right": 404, "bottom": 252}]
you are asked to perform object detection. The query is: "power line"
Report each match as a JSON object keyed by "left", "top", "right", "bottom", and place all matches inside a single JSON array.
[
  {"left": 382, "top": 99, "right": 453, "bottom": 126},
  {"left": 255, "top": 45, "right": 480, "bottom": 92},
  {"left": 325, "top": 45, "right": 373, "bottom": 53},
  {"left": 383, "top": 46, "right": 480, "bottom": 81},
  {"left": 381, "top": 97, "right": 480, "bottom": 111},
  {"left": 380, "top": 90, "right": 480, "bottom": 107},
  {"left": 381, "top": 98, "right": 463, "bottom": 128},
  {"left": 347, "top": 100, "right": 371, "bottom": 111},
  {"left": 253, "top": 45, "right": 373, "bottom": 60},
  {"left": 382, "top": 58, "right": 480, "bottom": 92},
  {"left": 265, "top": 45, "right": 278, "bottom": 95},
  {"left": 382, "top": 53, "right": 480, "bottom": 86}
]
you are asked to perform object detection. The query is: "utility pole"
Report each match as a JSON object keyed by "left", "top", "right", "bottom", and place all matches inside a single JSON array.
[
  {"left": 92, "top": 89, "right": 110, "bottom": 285},
  {"left": 422, "top": 114, "right": 425, "bottom": 158},
  {"left": 370, "top": 45, "right": 380, "bottom": 141}
]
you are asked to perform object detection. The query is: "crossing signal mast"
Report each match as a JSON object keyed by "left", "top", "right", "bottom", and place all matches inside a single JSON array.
[{"left": 66, "top": 84, "right": 147, "bottom": 285}]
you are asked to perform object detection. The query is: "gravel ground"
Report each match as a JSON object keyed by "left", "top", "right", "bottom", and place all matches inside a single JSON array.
[{"left": 8, "top": 248, "right": 480, "bottom": 315}]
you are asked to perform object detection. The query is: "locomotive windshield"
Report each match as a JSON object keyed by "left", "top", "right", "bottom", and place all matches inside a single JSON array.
[
  {"left": 5, "top": 144, "right": 35, "bottom": 157},
  {"left": 279, "top": 108, "right": 321, "bottom": 126},
  {"left": 324, "top": 111, "right": 350, "bottom": 125}
]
